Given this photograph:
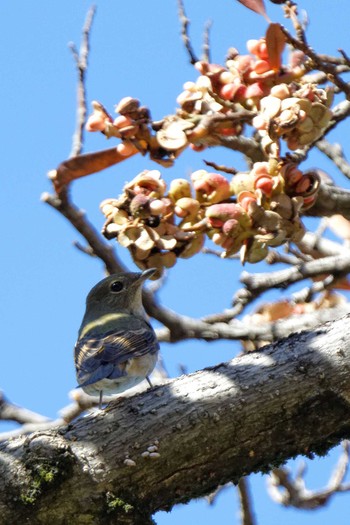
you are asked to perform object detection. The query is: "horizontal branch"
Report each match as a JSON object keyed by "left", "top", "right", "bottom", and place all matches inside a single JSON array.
[
  {"left": 155, "top": 301, "right": 350, "bottom": 343},
  {"left": 307, "top": 183, "right": 350, "bottom": 220},
  {"left": 1, "top": 315, "right": 350, "bottom": 523},
  {"left": 240, "top": 252, "right": 350, "bottom": 292}
]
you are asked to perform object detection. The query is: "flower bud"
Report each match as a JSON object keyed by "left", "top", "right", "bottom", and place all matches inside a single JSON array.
[
  {"left": 254, "top": 175, "right": 273, "bottom": 197},
  {"left": 206, "top": 203, "right": 250, "bottom": 228},
  {"left": 230, "top": 173, "right": 255, "bottom": 195},
  {"left": 169, "top": 178, "right": 192, "bottom": 201},
  {"left": 115, "top": 97, "right": 140, "bottom": 115},
  {"left": 174, "top": 197, "right": 200, "bottom": 218},
  {"left": 191, "top": 170, "right": 231, "bottom": 204}
]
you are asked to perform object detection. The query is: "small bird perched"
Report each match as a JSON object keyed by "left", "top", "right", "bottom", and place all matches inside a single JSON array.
[{"left": 74, "top": 269, "right": 159, "bottom": 408}]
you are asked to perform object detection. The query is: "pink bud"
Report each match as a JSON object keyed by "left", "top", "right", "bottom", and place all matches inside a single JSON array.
[
  {"left": 86, "top": 114, "right": 106, "bottom": 132},
  {"left": 245, "top": 82, "right": 265, "bottom": 99},
  {"left": 235, "top": 55, "right": 254, "bottom": 73},
  {"left": 247, "top": 39, "right": 260, "bottom": 55},
  {"left": 206, "top": 203, "right": 245, "bottom": 226},
  {"left": 252, "top": 115, "right": 266, "bottom": 130},
  {"left": 220, "top": 83, "right": 239, "bottom": 101},
  {"left": 254, "top": 60, "right": 271, "bottom": 75},
  {"left": 192, "top": 171, "right": 231, "bottom": 203},
  {"left": 254, "top": 176, "right": 273, "bottom": 197},
  {"left": 237, "top": 192, "right": 257, "bottom": 211},
  {"left": 113, "top": 115, "right": 133, "bottom": 129},
  {"left": 222, "top": 219, "right": 239, "bottom": 236},
  {"left": 116, "top": 142, "right": 138, "bottom": 157},
  {"left": 252, "top": 162, "right": 270, "bottom": 177},
  {"left": 150, "top": 199, "right": 165, "bottom": 216}
]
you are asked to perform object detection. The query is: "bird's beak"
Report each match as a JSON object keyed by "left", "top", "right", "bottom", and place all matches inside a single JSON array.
[{"left": 139, "top": 268, "right": 157, "bottom": 282}]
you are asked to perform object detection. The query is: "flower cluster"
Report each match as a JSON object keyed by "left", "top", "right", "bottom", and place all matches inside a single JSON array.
[
  {"left": 101, "top": 170, "right": 205, "bottom": 278},
  {"left": 100, "top": 163, "right": 319, "bottom": 275},
  {"left": 86, "top": 28, "right": 334, "bottom": 166},
  {"left": 253, "top": 83, "right": 333, "bottom": 154},
  {"left": 175, "top": 36, "right": 332, "bottom": 152}
]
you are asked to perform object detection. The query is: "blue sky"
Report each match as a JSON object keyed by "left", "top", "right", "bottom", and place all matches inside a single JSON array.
[{"left": 1, "top": 1, "right": 350, "bottom": 523}]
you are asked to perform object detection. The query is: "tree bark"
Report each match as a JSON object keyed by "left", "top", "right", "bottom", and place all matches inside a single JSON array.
[{"left": 1, "top": 314, "right": 350, "bottom": 524}]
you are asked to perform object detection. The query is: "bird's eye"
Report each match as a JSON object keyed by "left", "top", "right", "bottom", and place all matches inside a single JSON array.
[{"left": 110, "top": 280, "right": 124, "bottom": 293}]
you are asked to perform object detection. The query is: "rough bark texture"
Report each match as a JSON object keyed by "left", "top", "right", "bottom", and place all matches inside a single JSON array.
[{"left": 1, "top": 314, "right": 350, "bottom": 524}]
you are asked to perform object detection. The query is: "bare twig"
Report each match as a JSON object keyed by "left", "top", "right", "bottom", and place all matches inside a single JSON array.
[
  {"left": 316, "top": 139, "right": 350, "bottom": 179},
  {"left": 290, "top": 275, "right": 335, "bottom": 304},
  {"left": 154, "top": 298, "right": 350, "bottom": 344},
  {"left": 41, "top": 191, "right": 125, "bottom": 275},
  {"left": 68, "top": 5, "right": 97, "bottom": 158},
  {"left": 205, "top": 485, "right": 228, "bottom": 505},
  {"left": 0, "top": 392, "right": 49, "bottom": 425},
  {"left": 267, "top": 441, "right": 350, "bottom": 509},
  {"left": 240, "top": 253, "right": 350, "bottom": 293},
  {"left": 202, "top": 19, "right": 212, "bottom": 63},
  {"left": 213, "top": 135, "right": 265, "bottom": 163},
  {"left": 280, "top": 22, "right": 350, "bottom": 99},
  {"left": 73, "top": 240, "right": 96, "bottom": 257},
  {"left": 203, "top": 159, "right": 238, "bottom": 175},
  {"left": 177, "top": 0, "right": 198, "bottom": 64},
  {"left": 237, "top": 477, "right": 257, "bottom": 525}
]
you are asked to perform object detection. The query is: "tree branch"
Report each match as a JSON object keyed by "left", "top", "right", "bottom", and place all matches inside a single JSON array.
[
  {"left": 267, "top": 441, "right": 350, "bottom": 509},
  {"left": 1, "top": 315, "right": 350, "bottom": 523},
  {"left": 177, "top": 0, "right": 198, "bottom": 64},
  {"left": 237, "top": 477, "right": 257, "bottom": 525},
  {"left": 68, "top": 5, "right": 96, "bottom": 158}
]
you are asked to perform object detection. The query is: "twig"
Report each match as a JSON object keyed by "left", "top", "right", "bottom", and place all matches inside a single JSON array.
[
  {"left": 206, "top": 485, "right": 226, "bottom": 505},
  {"left": 202, "top": 19, "right": 212, "bottom": 63},
  {"left": 203, "top": 160, "right": 238, "bottom": 175},
  {"left": 237, "top": 477, "right": 257, "bottom": 525},
  {"left": 68, "top": 5, "right": 97, "bottom": 158},
  {"left": 73, "top": 240, "right": 96, "bottom": 257},
  {"left": 154, "top": 298, "right": 350, "bottom": 344},
  {"left": 177, "top": 0, "right": 198, "bottom": 64},
  {"left": 280, "top": 23, "right": 350, "bottom": 99},
  {"left": 41, "top": 191, "right": 125, "bottom": 275},
  {"left": 240, "top": 253, "right": 350, "bottom": 293},
  {"left": 213, "top": 135, "right": 265, "bottom": 163},
  {"left": 0, "top": 392, "right": 49, "bottom": 425},
  {"left": 291, "top": 275, "right": 335, "bottom": 304},
  {"left": 297, "top": 231, "right": 350, "bottom": 258},
  {"left": 316, "top": 139, "right": 350, "bottom": 179},
  {"left": 267, "top": 441, "right": 350, "bottom": 509}
]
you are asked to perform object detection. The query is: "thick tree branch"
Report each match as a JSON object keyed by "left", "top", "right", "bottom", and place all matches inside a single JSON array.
[{"left": 1, "top": 315, "right": 350, "bottom": 524}]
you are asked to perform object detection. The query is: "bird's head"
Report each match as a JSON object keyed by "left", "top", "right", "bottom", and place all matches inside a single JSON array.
[{"left": 85, "top": 268, "right": 156, "bottom": 316}]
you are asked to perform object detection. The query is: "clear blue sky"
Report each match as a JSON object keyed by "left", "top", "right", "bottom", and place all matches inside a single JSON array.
[{"left": 1, "top": 1, "right": 350, "bottom": 523}]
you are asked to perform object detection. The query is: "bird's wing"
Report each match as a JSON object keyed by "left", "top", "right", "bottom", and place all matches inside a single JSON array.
[{"left": 75, "top": 316, "right": 159, "bottom": 387}]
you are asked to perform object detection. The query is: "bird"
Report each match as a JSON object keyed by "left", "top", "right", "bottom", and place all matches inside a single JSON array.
[{"left": 74, "top": 268, "right": 159, "bottom": 408}]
